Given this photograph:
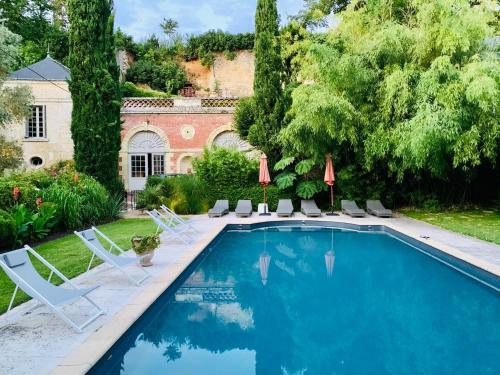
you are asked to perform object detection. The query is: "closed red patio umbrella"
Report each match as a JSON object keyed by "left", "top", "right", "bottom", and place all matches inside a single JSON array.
[
  {"left": 324, "top": 154, "right": 338, "bottom": 216},
  {"left": 259, "top": 154, "right": 271, "bottom": 215}
]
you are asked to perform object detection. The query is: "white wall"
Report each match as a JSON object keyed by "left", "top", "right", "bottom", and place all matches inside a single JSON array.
[{"left": 2, "top": 80, "right": 74, "bottom": 170}]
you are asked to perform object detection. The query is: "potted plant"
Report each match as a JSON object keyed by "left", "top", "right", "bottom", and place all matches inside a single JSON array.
[{"left": 131, "top": 234, "right": 160, "bottom": 267}]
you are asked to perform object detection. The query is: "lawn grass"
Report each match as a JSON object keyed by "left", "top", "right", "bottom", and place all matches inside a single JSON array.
[
  {"left": 400, "top": 208, "right": 500, "bottom": 245},
  {"left": 0, "top": 218, "right": 158, "bottom": 314}
]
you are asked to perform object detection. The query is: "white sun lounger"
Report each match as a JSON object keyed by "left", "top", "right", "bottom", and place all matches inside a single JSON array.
[
  {"left": 0, "top": 246, "right": 104, "bottom": 333},
  {"left": 160, "top": 205, "right": 199, "bottom": 233},
  {"left": 148, "top": 210, "right": 194, "bottom": 244},
  {"left": 75, "top": 227, "right": 151, "bottom": 286}
]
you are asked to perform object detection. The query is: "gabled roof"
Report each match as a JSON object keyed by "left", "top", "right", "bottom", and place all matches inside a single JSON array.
[{"left": 8, "top": 55, "right": 70, "bottom": 81}]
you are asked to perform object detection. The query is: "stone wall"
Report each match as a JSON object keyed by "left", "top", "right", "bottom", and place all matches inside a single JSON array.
[
  {"left": 180, "top": 50, "right": 254, "bottom": 97},
  {"left": 2, "top": 80, "right": 73, "bottom": 170}
]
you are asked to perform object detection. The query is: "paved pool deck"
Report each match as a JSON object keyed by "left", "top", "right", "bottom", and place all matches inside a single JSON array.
[{"left": 0, "top": 212, "right": 499, "bottom": 375}]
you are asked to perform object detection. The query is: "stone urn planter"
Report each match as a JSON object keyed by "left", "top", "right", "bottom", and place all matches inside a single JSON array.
[{"left": 131, "top": 235, "right": 160, "bottom": 267}]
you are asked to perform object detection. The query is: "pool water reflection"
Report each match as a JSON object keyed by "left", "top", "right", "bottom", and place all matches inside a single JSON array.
[{"left": 90, "top": 226, "right": 500, "bottom": 374}]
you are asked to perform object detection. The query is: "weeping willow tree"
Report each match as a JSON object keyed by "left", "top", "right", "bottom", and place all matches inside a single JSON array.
[
  {"left": 67, "top": 0, "right": 123, "bottom": 193},
  {"left": 279, "top": 0, "right": 499, "bottom": 203}
]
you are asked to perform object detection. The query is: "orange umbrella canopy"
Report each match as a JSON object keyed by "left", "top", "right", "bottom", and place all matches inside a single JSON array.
[
  {"left": 324, "top": 154, "right": 335, "bottom": 186},
  {"left": 259, "top": 154, "right": 271, "bottom": 186}
]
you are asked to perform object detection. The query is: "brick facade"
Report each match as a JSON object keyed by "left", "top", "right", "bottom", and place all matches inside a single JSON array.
[{"left": 120, "top": 98, "right": 247, "bottom": 191}]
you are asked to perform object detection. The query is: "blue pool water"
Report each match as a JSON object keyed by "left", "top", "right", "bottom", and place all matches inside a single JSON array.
[{"left": 90, "top": 225, "right": 500, "bottom": 374}]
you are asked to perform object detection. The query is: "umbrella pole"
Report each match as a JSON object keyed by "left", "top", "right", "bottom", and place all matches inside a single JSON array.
[
  {"left": 327, "top": 184, "right": 339, "bottom": 216},
  {"left": 260, "top": 185, "right": 271, "bottom": 216}
]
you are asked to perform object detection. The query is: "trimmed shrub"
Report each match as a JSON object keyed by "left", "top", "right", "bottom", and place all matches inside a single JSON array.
[{"left": 193, "top": 148, "right": 290, "bottom": 211}]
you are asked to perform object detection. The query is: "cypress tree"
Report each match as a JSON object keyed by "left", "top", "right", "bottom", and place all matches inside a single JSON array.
[
  {"left": 67, "top": 0, "right": 123, "bottom": 193},
  {"left": 248, "top": 0, "right": 283, "bottom": 158}
]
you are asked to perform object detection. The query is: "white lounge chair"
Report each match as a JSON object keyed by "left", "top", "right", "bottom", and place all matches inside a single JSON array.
[
  {"left": 148, "top": 210, "right": 194, "bottom": 244},
  {"left": 160, "top": 205, "right": 199, "bottom": 233},
  {"left": 0, "top": 246, "right": 104, "bottom": 333},
  {"left": 75, "top": 227, "right": 151, "bottom": 286}
]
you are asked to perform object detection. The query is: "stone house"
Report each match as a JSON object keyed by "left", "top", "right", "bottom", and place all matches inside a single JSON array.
[{"left": 2, "top": 56, "right": 251, "bottom": 191}]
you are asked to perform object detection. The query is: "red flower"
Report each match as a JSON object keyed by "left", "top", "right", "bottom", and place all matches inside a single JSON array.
[
  {"left": 36, "top": 197, "right": 43, "bottom": 208},
  {"left": 73, "top": 174, "right": 79, "bottom": 183},
  {"left": 50, "top": 169, "right": 57, "bottom": 177},
  {"left": 12, "top": 186, "right": 20, "bottom": 201}
]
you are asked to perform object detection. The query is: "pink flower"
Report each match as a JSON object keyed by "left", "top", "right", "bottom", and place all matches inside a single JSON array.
[
  {"left": 36, "top": 197, "right": 43, "bottom": 208},
  {"left": 73, "top": 174, "right": 79, "bottom": 183}
]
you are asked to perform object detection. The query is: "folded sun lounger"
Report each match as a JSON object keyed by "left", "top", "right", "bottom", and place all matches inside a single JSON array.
[
  {"left": 366, "top": 200, "right": 393, "bottom": 218},
  {"left": 75, "top": 227, "right": 151, "bottom": 286},
  {"left": 276, "top": 199, "right": 294, "bottom": 217},
  {"left": 160, "top": 204, "right": 199, "bottom": 233},
  {"left": 208, "top": 200, "right": 229, "bottom": 218},
  {"left": 341, "top": 200, "right": 366, "bottom": 217},
  {"left": 0, "top": 246, "right": 104, "bottom": 333},
  {"left": 301, "top": 200, "right": 322, "bottom": 217},
  {"left": 148, "top": 210, "right": 195, "bottom": 244},
  {"left": 236, "top": 200, "right": 253, "bottom": 217}
]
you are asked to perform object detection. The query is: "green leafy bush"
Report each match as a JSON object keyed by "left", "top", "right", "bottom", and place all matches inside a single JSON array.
[
  {"left": 121, "top": 82, "right": 170, "bottom": 98},
  {"left": 193, "top": 148, "right": 290, "bottom": 210},
  {"left": 125, "top": 60, "right": 187, "bottom": 94},
  {"left": 1, "top": 203, "right": 58, "bottom": 248},
  {"left": 137, "top": 175, "right": 208, "bottom": 214},
  {"left": 234, "top": 97, "right": 256, "bottom": 139},
  {"left": 42, "top": 172, "right": 113, "bottom": 229},
  {"left": 184, "top": 30, "right": 254, "bottom": 64},
  {"left": 0, "top": 165, "right": 122, "bottom": 243},
  {"left": 0, "top": 209, "right": 15, "bottom": 247}
]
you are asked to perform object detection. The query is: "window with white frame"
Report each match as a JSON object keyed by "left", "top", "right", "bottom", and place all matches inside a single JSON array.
[
  {"left": 131, "top": 155, "right": 147, "bottom": 178},
  {"left": 152, "top": 154, "right": 165, "bottom": 176},
  {"left": 25, "top": 106, "right": 46, "bottom": 139}
]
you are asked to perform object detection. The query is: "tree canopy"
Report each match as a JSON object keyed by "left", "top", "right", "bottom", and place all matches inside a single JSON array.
[
  {"left": 280, "top": 0, "right": 499, "bottom": 203},
  {"left": 67, "top": 0, "right": 122, "bottom": 193}
]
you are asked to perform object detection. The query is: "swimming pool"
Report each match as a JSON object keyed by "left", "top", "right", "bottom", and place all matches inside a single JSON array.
[{"left": 89, "top": 223, "right": 500, "bottom": 374}]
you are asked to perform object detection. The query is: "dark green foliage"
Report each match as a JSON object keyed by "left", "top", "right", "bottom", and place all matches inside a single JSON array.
[
  {"left": 193, "top": 148, "right": 290, "bottom": 211},
  {"left": 115, "top": 28, "right": 140, "bottom": 57},
  {"left": 184, "top": 30, "right": 255, "bottom": 64},
  {"left": 0, "top": 166, "right": 122, "bottom": 249},
  {"left": 42, "top": 172, "right": 113, "bottom": 230},
  {"left": 248, "top": 0, "right": 284, "bottom": 159},
  {"left": 233, "top": 97, "right": 256, "bottom": 138},
  {"left": 67, "top": 0, "right": 123, "bottom": 194},
  {"left": 280, "top": 0, "right": 500, "bottom": 206},
  {"left": 0, "top": 202, "right": 58, "bottom": 248},
  {"left": 125, "top": 59, "right": 187, "bottom": 94},
  {"left": 0, "top": 0, "right": 69, "bottom": 67}
]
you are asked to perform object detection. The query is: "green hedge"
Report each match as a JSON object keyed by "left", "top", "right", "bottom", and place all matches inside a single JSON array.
[{"left": 193, "top": 148, "right": 291, "bottom": 211}]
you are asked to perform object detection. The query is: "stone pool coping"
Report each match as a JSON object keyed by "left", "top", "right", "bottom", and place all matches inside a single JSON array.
[{"left": 44, "top": 214, "right": 499, "bottom": 374}]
